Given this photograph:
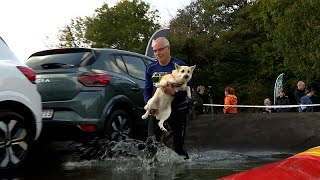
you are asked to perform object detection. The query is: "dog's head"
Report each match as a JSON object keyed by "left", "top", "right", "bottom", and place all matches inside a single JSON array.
[{"left": 172, "top": 63, "right": 196, "bottom": 84}]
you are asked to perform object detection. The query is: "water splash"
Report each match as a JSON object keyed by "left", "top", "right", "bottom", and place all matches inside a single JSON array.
[
  {"left": 65, "top": 138, "right": 293, "bottom": 179},
  {"left": 67, "top": 136, "right": 186, "bottom": 170}
]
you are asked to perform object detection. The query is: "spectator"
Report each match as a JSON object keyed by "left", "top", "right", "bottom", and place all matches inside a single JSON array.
[
  {"left": 294, "top": 81, "right": 306, "bottom": 112},
  {"left": 262, "top": 98, "right": 272, "bottom": 113},
  {"left": 275, "top": 90, "right": 290, "bottom": 112},
  {"left": 196, "top": 85, "right": 207, "bottom": 114},
  {"left": 223, "top": 87, "right": 238, "bottom": 114},
  {"left": 300, "top": 89, "right": 315, "bottom": 112},
  {"left": 196, "top": 86, "right": 206, "bottom": 100}
]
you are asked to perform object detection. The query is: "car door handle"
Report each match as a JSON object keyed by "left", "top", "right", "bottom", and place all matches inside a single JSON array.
[{"left": 131, "top": 87, "right": 140, "bottom": 92}]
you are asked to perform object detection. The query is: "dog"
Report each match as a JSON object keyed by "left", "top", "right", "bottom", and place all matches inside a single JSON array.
[{"left": 142, "top": 63, "right": 196, "bottom": 132}]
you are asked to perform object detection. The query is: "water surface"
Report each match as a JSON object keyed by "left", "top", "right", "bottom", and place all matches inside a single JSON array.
[{"left": 10, "top": 139, "right": 295, "bottom": 180}]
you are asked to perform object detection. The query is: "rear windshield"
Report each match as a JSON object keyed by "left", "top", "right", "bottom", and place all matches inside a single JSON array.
[
  {"left": 26, "top": 50, "right": 95, "bottom": 70},
  {"left": 0, "top": 37, "right": 20, "bottom": 63}
]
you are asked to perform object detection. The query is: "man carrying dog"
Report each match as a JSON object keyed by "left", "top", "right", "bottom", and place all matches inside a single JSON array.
[{"left": 144, "top": 37, "right": 190, "bottom": 159}]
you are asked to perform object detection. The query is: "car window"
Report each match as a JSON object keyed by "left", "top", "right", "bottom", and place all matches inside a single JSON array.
[
  {"left": 114, "top": 55, "right": 127, "bottom": 73},
  {"left": 91, "top": 53, "right": 117, "bottom": 72},
  {"left": 122, "top": 55, "right": 146, "bottom": 80},
  {"left": 26, "top": 51, "right": 94, "bottom": 70},
  {"left": 0, "top": 37, "right": 19, "bottom": 63},
  {"left": 144, "top": 58, "right": 155, "bottom": 66}
]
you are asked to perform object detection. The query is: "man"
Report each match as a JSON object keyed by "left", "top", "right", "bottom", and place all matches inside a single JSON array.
[
  {"left": 144, "top": 37, "right": 190, "bottom": 159},
  {"left": 294, "top": 81, "right": 306, "bottom": 112},
  {"left": 275, "top": 90, "right": 290, "bottom": 112}
]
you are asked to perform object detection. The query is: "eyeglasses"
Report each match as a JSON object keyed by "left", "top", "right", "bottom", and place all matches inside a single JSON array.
[{"left": 153, "top": 46, "right": 168, "bottom": 53}]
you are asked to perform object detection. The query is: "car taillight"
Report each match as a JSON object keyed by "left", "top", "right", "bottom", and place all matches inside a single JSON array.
[
  {"left": 17, "top": 66, "right": 36, "bottom": 84},
  {"left": 78, "top": 124, "right": 97, "bottom": 131},
  {"left": 78, "top": 73, "right": 111, "bottom": 86}
]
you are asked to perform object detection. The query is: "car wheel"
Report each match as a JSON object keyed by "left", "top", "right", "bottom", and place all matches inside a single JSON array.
[
  {"left": 106, "top": 110, "right": 132, "bottom": 141},
  {"left": 0, "top": 110, "right": 32, "bottom": 170}
]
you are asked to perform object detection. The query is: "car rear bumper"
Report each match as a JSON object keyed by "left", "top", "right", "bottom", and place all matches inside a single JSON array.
[{"left": 40, "top": 119, "right": 103, "bottom": 141}]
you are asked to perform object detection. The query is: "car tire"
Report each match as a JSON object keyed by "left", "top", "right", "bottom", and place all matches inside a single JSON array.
[
  {"left": 106, "top": 110, "right": 133, "bottom": 141},
  {"left": 0, "top": 110, "right": 33, "bottom": 171}
]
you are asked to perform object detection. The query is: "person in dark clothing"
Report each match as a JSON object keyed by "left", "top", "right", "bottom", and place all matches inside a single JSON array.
[
  {"left": 275, "top": 90, "right": 290, "bottom": 112},
  {"left": 300, "top": 89, "right": 315, "bottom": 112},
  {"left": 195, "top": 85, "right": 207, "bottom": 114},
  {"left": 143, "top": 37, "right": 190, "bottom": 159},
  {"left": 294, "top": 81, "right": 305, "bottom": 112}
]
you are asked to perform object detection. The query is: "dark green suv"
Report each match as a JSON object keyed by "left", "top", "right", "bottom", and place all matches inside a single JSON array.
[{"left": 26, "top": 48, "right": 155, "bottom": 141}]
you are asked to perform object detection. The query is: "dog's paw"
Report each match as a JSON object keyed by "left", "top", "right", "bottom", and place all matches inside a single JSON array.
[
  {"left": 160, "top": 127, "right": 168, "bottom": 133},
  {"left": 141, "top": 114, "right": 148, "bottom": 119}
]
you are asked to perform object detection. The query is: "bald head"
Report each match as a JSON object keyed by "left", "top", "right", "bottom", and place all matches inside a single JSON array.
[
  {"left": 152, "top": 37, "right": 171, "bottom": 66},
  {"left": 152, "top": 37, "right": 170, "bottom": 48}
]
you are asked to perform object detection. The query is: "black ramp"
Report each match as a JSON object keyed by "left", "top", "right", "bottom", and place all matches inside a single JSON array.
[{"left": 185, "top": 112, "right": 320, "bottom": 151}]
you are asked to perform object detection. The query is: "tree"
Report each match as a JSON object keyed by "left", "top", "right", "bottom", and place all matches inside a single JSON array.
[
  {"left": 58, "top": 17, "right": 91, "bottom": 48},
  {"left": 169, "top": 0, "right": 264, "bottom": 105},
  {"left": 252, "top": 0, "right": 320, "bottom": 85},
  {"left": 85, "top": 0, "right": 161, "bottom": 54},
  {"left": 57, "top": 0, "right": 161, "bottom": 54}
]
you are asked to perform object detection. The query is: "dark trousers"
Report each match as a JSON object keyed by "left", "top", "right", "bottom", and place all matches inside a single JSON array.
[{"left": 148, "top": 105, "right": 189, "bottom": 159}]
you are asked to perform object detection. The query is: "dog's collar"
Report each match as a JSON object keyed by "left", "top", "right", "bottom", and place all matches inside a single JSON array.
[{"left": 170, "top": 74, "right": 184, "bottom": 87}]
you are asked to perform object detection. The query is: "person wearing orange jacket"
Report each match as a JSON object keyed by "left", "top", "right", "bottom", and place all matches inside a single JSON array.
[{"left": 223, "top": 87, "right": 238, "bottom": 114}]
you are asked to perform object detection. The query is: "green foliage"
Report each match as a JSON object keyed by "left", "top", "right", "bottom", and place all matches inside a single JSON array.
[
  {"left": 57, "top": 0, "right": 160, "bottom": 54},
  {"left": 85, "top": 0, "right": 161, "bottom": 53},
  {"left": 55, "top": 0, "right": 320, "bottom": 106},
  {"left": 169, "top": 0, "right": 320, "bottom": 105},
  {"left": 58, "top": 17, "right": 92, "bottom": 47},
  {"left": 252, "top": 0, "right": 320, "bottom": 84}
]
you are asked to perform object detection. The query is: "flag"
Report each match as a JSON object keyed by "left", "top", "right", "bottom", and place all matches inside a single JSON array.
[{"left": 274, "top": 73, "right": 284, "bottom": 105}]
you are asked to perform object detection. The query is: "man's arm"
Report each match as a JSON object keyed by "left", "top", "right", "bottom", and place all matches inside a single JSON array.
[
  {"left": 144, "top": 69, "right": 153, "bottom": 103},
  {"left": 294, "top": 90, "right": 300, "bottom": 104}
]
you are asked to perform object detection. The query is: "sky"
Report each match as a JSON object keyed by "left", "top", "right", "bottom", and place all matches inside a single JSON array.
[{"left": 0, "top": 0, "right": 192, "bottom": 62}]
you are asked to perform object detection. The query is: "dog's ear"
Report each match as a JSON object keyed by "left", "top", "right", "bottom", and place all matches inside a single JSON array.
[
  {"left": 191, "top": 65, "right": 196, "bottom": 71},
  {"left": 174, "top": 63, "right": 180, "bottom": 70}
]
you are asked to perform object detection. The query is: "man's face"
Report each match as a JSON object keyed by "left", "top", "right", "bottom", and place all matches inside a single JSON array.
[
  {"left": 298, "top": 83, "right": 305, "bottom": 90},
  {"left": 152, "top": 40, "right": 170, "bottom": 64},
  {"left": 310, "top": 91, "right": 315, "bottom": 96},
  {"left": 279, "top": 92, "right": 284, "bottom": 97}
]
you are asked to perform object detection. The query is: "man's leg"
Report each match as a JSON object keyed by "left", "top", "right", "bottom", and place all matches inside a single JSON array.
[
  {"left": 170, "top": 106, "right": 189, "bottom": 159},
  {"left": 148, "top": 116, "right": 162, "bottom": 141}
]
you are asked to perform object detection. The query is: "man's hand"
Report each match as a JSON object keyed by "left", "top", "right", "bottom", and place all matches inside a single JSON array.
[{"left": 164, "top": 82, "right": 176, "bottom": 96}]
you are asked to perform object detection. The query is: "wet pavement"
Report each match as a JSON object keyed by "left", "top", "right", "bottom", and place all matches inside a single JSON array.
[
  {"left": 4, "top": 112, "right": 317, "bottom": 179},
  {"left": 2, "top": 139, "right": 296, "bottom": 180}
]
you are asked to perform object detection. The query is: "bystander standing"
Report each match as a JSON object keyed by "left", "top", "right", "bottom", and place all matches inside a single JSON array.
[
  {"left": 275, "top": 90, "right": 290, "bottom": 112},
  {"left": 294, "top": 81, "right": 306, "bottom": 112},
  {"left": 223, "top": 87, "right": 238, "bottom": 114},
  {"left": 300, "top": 89, "right": 315, "bottom": 112}
]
